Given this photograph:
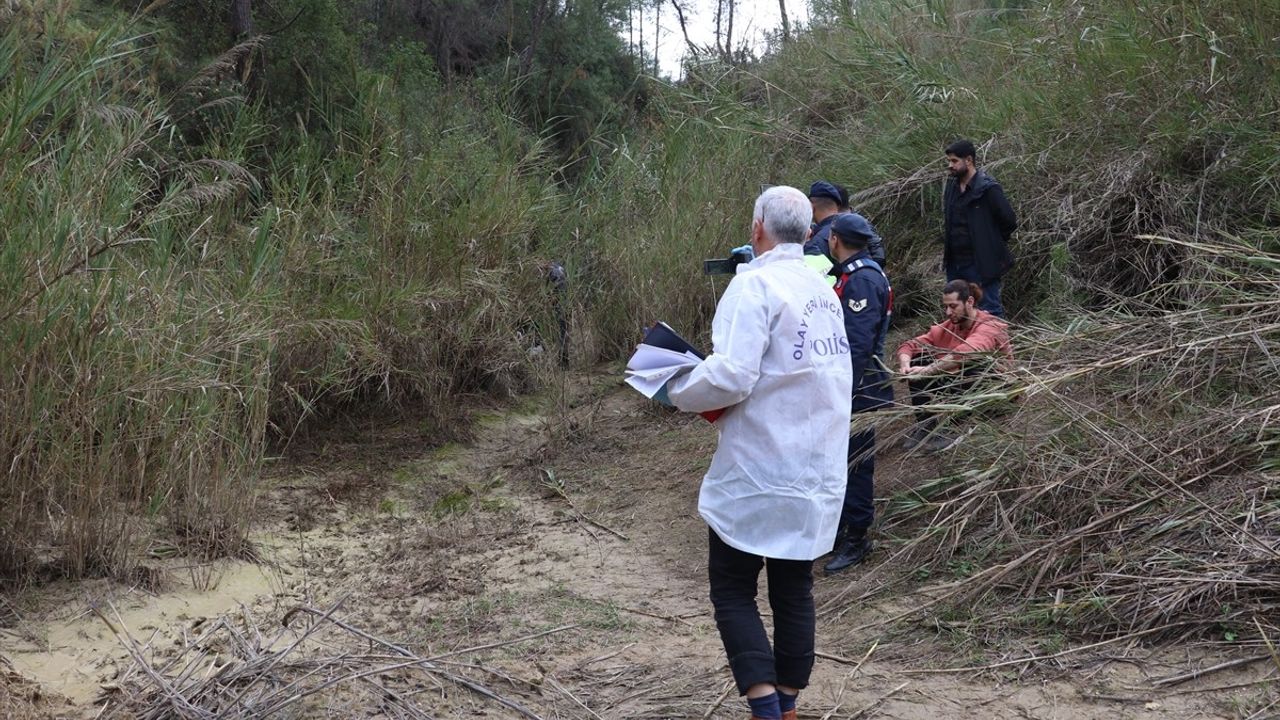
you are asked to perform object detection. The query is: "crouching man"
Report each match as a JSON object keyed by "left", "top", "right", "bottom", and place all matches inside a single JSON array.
[
  {"left": 666, "top": 186, "right": 853, "bottom": 720},
  {"left": 897, "top": 279, "right": 1013, "bottom": 452}
]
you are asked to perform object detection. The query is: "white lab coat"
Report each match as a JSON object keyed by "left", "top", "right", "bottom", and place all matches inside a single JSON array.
[{"left": 667, "top": 243, "right": 853, "bottom": 560}]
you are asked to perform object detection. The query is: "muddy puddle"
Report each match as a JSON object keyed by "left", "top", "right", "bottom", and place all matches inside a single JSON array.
[{"left": 5, "top": 560, "right": 282, "bottom": 706}]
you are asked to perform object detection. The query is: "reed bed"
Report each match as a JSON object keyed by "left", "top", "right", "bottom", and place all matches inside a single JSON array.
[
  {"left": 0, "top": 9, "right": 566, "bottom": 582},
  {"left": 825, "top": 230, "right": 1280, "bottom": 647}
]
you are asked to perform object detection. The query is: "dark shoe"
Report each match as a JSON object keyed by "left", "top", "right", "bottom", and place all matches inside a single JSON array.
[
  {"left": 829, "top": 526, "right": 847, "bottom": 552},
  {"left": 823, "top": 536, "right": 873, "bottom": 575},
  {"left": 899, "top": 423, "right": 929, "bottom": 451},
  {"left": 900, "top": 418, "right": 937, "bottom": 451},
  {"left": 921, "top": 431, "right": 960, "bottom": 454}
]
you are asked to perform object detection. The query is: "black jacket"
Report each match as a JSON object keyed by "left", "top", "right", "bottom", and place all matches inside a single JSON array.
[
  {"left": 804, "top": 215, "right": 837, "bottom": 260},
  {"left": 943, "top": 170, "right": 1016, "bottom": 282},
  {"left": 806, "top": 214, "right": 887, "bottom": 266},
  {"left": 831, "top": 252, "right": 894, "bottom": 413}
]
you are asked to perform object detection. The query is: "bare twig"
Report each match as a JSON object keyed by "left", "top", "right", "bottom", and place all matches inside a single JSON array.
[
  {"left": 616, "top": 605, "right": 699, "bottom": 627},
  {"left": 425, "top": 624, "right": 580, "bottom": 661},
  {"left": 702, "top": 679, "right": 734, "bottom": 720},
  {"left": 546, "top": 674, "right": 604, "bottom": 720},
  {"left": 849, "top": 681, "right": 908, "bottom": 719},
  {"left": 540, "top": 468, "right": 630, "bottom": 541},
  {"left": 901, "top": 624, "right": 1194, "bottom": 675},
  {"left": 1150, "top": 654, "right": 1273, "bottom": 688}
]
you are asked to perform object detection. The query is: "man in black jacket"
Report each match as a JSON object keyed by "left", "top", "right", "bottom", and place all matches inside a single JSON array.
[
  {"left": 942, "top": 139, "right": 1017, "bottom": 317},
  {"left": 803, "top": 180, "right": 843, "bottom": 263},
  {"left": 805, "top": 181, "right": 887, "bottom": 267}
]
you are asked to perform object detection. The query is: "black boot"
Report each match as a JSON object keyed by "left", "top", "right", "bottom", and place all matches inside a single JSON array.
[
  {"left": 823, "top": 535, "right": 873, "bottom": 575},
  {"left": 830, "top": 525, "right": 847, "bottom": 552}
]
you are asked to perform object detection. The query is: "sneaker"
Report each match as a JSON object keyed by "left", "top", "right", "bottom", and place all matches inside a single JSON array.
[
  {"left": 823, "top": 536, "right": 873, "bottom": 575},
  {"left": 921, "top": 430, "right": 961, "bottom": 454}
]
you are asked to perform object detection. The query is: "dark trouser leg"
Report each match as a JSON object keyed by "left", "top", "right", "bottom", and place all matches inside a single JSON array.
[
  {"left": 840, "top": 427, "right": 875, "bottom": 536},
  {"left": 977, "top": 278, "right": 1005, "bottom": 318},
  {"left": 908, "top": 378, "right": 937, "bottom": 424},
  {"left": 707, "top": 528, "right": 776, "bottom": 695},
  {"left": 908, "top": 351, "right": 943, "bottom": 425},
  {"left": 947, "top": 263, "right": 1006, "bottom": 318},
  {"left": 765, "top": 555, "right": 816, "bottom": 691},
  {"left": 910, "top": 373, "right": 978, "bottom": 427}
]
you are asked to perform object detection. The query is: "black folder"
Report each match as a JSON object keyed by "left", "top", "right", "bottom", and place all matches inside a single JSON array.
[
  {"left": 642, "top": 322, "right": 706, "bottom": 360},
  {"left": 639, "top": 322, "right": 723, "bottom": 423}
]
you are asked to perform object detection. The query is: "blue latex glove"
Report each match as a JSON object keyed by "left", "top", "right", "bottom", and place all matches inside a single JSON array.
[
  {"left": 652, "top": 382, "right": 674, "bottom": 407},
  {"left": 731, "top": 244, "right": 754, "bottom": 262}
]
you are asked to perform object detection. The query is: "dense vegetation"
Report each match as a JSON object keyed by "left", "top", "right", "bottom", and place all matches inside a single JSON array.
[{"left": 2, "top": 0, "right": 1277, "bottom": 648}]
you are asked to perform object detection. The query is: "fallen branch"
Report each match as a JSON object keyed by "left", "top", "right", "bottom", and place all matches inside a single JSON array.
[
  {"left": 819, "top": 642, "right": 878, "bottom": 720},
  {"left": 900, "top": 623, "right": 1194, "bottom": 675},
  {"left": 702, "top": 679, "right": 734, "bottom": 720},
  {"left": 546, "top": 674, "right": 604, "bottom": 720},
  {"left": 283, "top": 604, "right": 545, "bottom": 720},
  {"left": 850, "top": 680, "right": 908, "bottom": 719},
  {"left": 102, "top": 602, "right": 550, "bottom": 720},
  {"left": 425, "top": 624, "right": 580, "bottom": 661},
  {"left": 617, "top": 605, "right": 698, "bottom": 627},
  {"left": 1150, "top": 653, "right": 1272, "bottom": 688},
  {"left": 541, "top": 468, "right": 630, "bottom": 541}
]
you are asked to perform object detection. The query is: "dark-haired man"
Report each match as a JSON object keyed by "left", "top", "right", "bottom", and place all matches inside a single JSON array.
[
  {"left": 823, "top": 213, "right": 893, "bottom": 574},
  {"left": 806, "top": 181, "right": 886, "bottom": 266},
  {"left": 897, "top": 279, "right": 1013, "bottom": 452},
  {"left": 802, "top": 181, "right": 843, "bottom": 282},
  {"left": 942, "top": 140, "right": 1017, "bottom": 317}
]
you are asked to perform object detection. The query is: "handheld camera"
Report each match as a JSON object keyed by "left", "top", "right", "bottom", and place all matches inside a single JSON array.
[{"left": 703, "top": 248, "right": 753, "bottom": 275}]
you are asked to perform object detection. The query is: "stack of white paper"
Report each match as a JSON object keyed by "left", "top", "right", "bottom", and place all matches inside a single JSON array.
[{"left": 624, "top": 344, "right": 702, "bottom": 398}]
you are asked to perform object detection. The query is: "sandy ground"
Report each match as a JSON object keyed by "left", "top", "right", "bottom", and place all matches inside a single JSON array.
[{"left": 2, "top": 370, "right": 1275, "bottom": 719}]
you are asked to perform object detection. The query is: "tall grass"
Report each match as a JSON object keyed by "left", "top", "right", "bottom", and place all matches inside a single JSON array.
[
  {"left": 780, "top": 0, "right": 1280, "bottom": 315},
  {"left": 0, "top": 7, "right": 568, "bottom": 582},
  {"left": 550, "top": 2, "right": 1268, "bottom": 360},
  {"left": 547, "top": 85, "right": 781, "bottom": 355},
  {"left": 0, "top": 16, "right": 272, "bottom": 577},
  {"left": 4, "top": 0, "right": 1278, "bottom": 596}
]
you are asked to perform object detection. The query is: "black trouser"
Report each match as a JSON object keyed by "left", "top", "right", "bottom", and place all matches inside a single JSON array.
[
  {"left": 840, "top": 427, "right": 875, "bottom": 537},
  {"left": 707, "top": 528, "right": 815, "bottom": 695},
  {"left": 907, "top": 352, "right": 978, "bottom": 424}
]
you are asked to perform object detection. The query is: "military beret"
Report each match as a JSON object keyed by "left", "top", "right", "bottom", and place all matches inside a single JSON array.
[
  {"left": 831, "top": 212, "right": 875, "bottom": 242},
  {"left": 807, "top": 181, "right": 842, "bottom": 203}
]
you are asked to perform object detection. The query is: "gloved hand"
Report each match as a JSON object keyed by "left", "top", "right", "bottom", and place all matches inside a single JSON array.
[
  {"left": 652, "top": 382, "right": 674, "bottom": 407},
  {"left": 730, "top": 244, "right": 754, "bottom": 262}
]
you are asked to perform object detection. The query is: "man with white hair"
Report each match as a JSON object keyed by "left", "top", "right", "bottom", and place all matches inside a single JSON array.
[{"left": 666, "top": 186, "right": 853, "bottom": 720}]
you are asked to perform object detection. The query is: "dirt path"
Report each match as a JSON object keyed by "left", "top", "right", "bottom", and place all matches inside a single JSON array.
[{"left": 1, "top": 372, "right": 1267, "bottom": 718}]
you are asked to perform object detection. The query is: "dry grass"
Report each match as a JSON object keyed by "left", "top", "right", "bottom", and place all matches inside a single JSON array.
[
  {"left": 96, "top": 598, "right": 572, "bottom": 719},
  {"left": 825, "top": 230, "right": 1280, "bottom": 650}
]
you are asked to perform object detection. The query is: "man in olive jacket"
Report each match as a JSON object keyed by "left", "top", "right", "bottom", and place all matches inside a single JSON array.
[{"left": 942, "top": 139, "right": 1017, "bottom": 317}]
